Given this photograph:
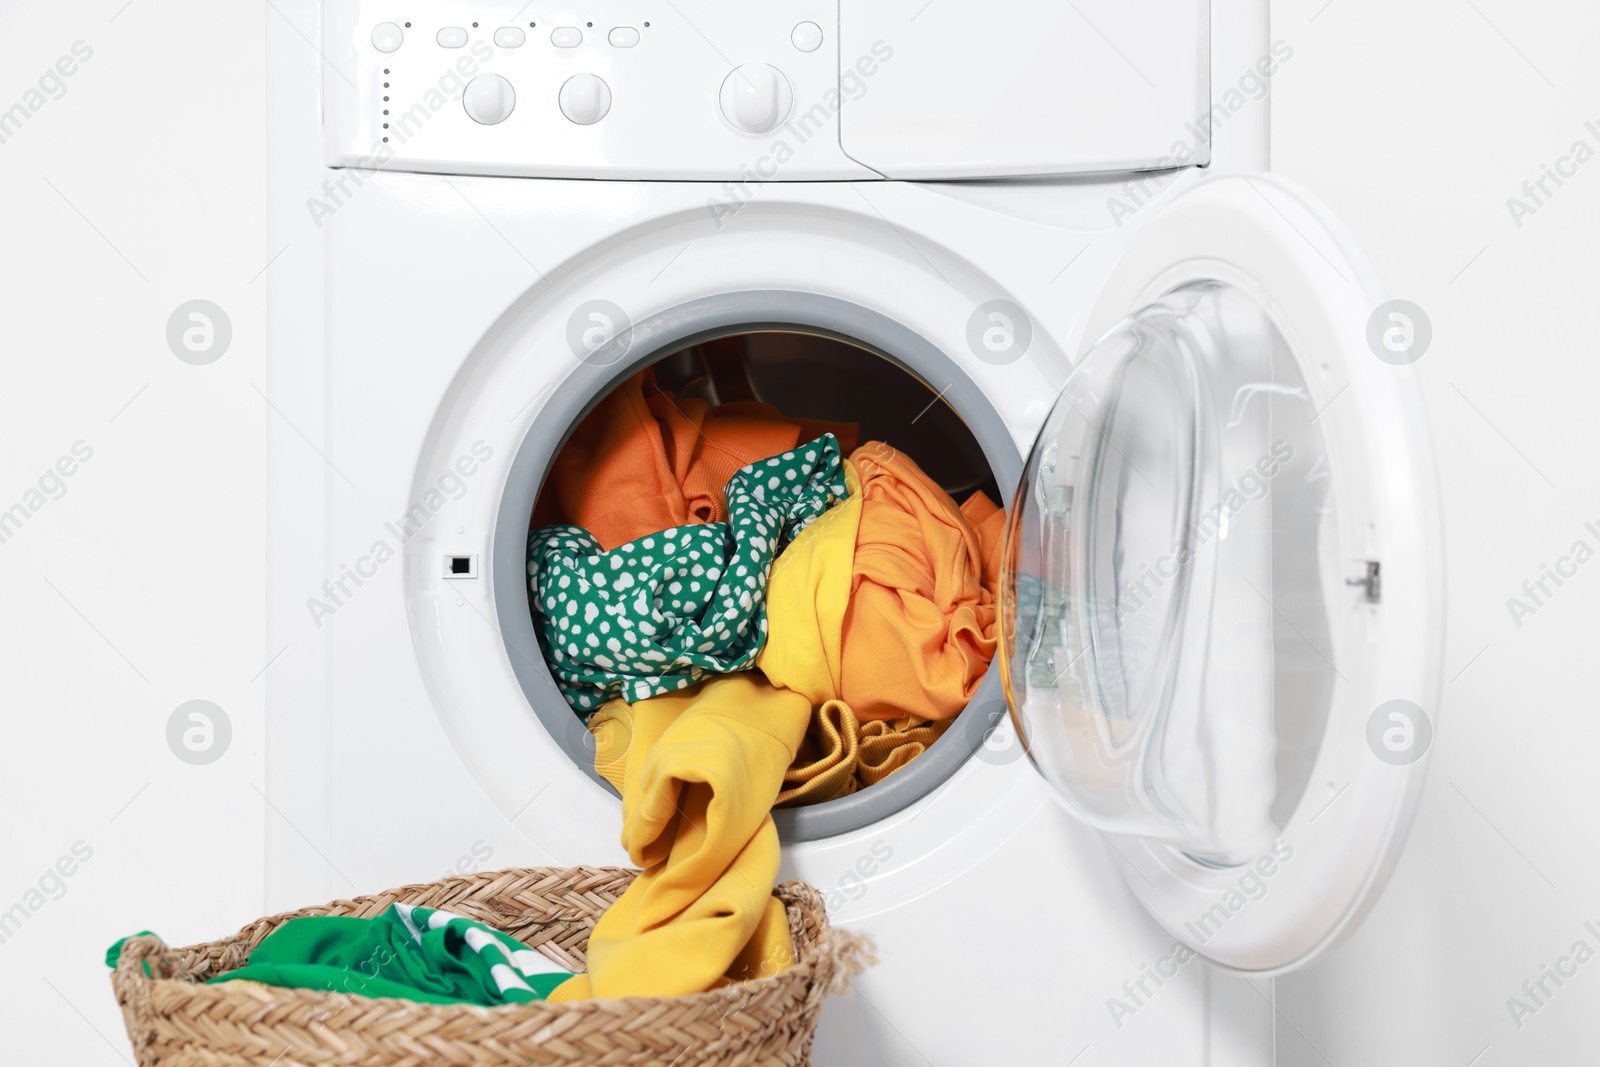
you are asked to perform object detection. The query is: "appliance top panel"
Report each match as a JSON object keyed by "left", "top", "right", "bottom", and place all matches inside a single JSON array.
[{"left": 322, "top": 1, "right": 1211, "bottom": 181}]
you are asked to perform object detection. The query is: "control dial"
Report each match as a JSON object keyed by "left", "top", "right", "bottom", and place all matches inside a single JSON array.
[
  {"left": 559, "top": 74, "right": 612, "bottom": 125},
  {"left": 718, "top": 64, "right": 793, "bottom": 134},
  {"left": 463, "top": 74, "right": 516, "bottom": 125}
]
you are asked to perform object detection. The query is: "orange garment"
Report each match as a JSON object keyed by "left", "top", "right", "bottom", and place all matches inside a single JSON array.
[
  {"left": 533, "top": 370, "right": 858, "bottom": 551},
  {"left": 840, "top": 442, "right": 1006, "bottom": 722},
  {"left": 775, "top": 699, "right": 953, "bottom": 807}
]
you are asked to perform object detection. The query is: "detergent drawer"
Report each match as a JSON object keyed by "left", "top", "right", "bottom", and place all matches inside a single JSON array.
[{"left": 839, "top": 0, "right": 1213, "bottom": 179}]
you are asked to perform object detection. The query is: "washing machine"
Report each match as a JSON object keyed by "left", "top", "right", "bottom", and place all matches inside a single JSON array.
[{"left": 263, "top": 1, "right": 1443, "bottom": 1063}]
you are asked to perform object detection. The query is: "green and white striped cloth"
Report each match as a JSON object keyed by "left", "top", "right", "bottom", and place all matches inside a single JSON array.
[
  {"left": 107, "top": 902, "right": 577, "bottom": 1006},
  {"left": 387, "top": 902, "right": 572, "bottom": 1003}
]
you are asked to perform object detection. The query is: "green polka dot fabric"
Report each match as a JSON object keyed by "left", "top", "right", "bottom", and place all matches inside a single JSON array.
[{"left": 528, "top": 434, "right": 847, "bottom": 713}]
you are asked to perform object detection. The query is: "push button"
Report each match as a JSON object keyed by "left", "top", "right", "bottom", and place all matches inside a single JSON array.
[
  {"left": 371, "top": 22, "right": 404, "bottom": 53},
  {"left": 608, "top": 26, "right": 640, "bottom": 47},
  {"left": 437, "top": 26, "right": 468, "bottom": 48},
  {"left": 493, "top": 27, "right": 526, "bottom": 48},
  {"left": 551, "top": 26, "right": 582, "bottom": 47},
  {"left": 791, "top": 22, "right": 823, "bottom": 52}
]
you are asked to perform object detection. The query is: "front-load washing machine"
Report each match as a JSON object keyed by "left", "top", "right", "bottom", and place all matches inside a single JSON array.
[{"left": 264, "top": 1, "right": 1442, "bottom": 1063}]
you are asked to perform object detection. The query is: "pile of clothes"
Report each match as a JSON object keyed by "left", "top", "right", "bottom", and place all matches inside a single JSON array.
[
  {"left": 108, "top": 367, "right": 1006, "bottom": 1009},
  {"left": 525, "top": 369, "right": 1006, "bottom": 1002}
]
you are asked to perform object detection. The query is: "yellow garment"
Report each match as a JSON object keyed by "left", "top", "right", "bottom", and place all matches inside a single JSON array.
[
  {"left": 755, "top": 459, "right": 863, "bottom": 706},
  {"left": 776, "top": 699, "right": 861, "bottom": 806},
  {"left": 857, "top": 717, "right": 951, "bottom": 785},
  {"left": 550, "top": 674, "right": 809, "bottom": 1002},
  {"left": 775, "top": 700, "right": 953, "bottom": 807}
]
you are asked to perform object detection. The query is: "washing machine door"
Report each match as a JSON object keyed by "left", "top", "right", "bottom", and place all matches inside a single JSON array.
[{"left": 1000, "top": 175, "right": 1442, "bottom": 973}]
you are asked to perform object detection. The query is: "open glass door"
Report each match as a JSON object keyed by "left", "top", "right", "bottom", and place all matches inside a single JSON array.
[{"left": 1001, "top": 176, "right": 1443, "bottom": 973}]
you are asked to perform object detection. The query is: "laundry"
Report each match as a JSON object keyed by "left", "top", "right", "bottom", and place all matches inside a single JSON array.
[
  {"left": 107, "top": 905, "right": 575, "bottom": 1007},
  {"left": 528, "top": 434, "right": 849, "bottom": 712},
  {"left": 776, "top": 699, "right": 859, "bottom": 806},
  {"left": 759, "top": 439, "right": 1006, "bottom": 723},
  {"left": 857, "top": 717, "right": 952, "bottom": 782},
  {"left": 532, "top": 368, "right": 859, "bottom": 552},
  {"left": 775, "top": 699, "right": 953, "bottom": 807},
  {"left": 840, "top": 442, "right": 1007, "bottom": 721},
  {"left": 551, "top": 673, "right": 809, "bottom": 1002},
  {"left": 754, "top": 457, "right": 864, "bottom": 706},
  {"left": 749, "top": 443, "right": 968, "bottom": 802}
]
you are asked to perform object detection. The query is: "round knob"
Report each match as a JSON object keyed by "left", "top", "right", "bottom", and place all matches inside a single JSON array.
[
  {"left": 463, "top": 74, "right": 516, "bottom": 125},
  {"left": 559, "top": 74, "right": 612, "bottom": 125},
  {"left": 719, "top": 64, "right": 793, "bottom": 134}
]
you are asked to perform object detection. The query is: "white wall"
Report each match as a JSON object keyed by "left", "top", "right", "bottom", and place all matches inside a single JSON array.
[
  {"left": 0, "top": 1, "right": 265, "bottom": 1059},
  {"left": 1271, "top": 1, "right": 1600, "bottom": 1063}
]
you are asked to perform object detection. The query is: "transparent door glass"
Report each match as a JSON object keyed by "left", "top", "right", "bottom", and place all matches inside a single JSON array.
[{"left": 1001, "top": 283, "right": 1341, "bottom": 866}]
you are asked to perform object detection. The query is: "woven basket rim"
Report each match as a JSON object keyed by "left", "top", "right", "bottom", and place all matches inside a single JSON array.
[
  {"left": 112, "top": 865, "right": 875, "bottom": 1067},
  {"left": 113, "top": 866, "right": 857, "bottom": 1013}
]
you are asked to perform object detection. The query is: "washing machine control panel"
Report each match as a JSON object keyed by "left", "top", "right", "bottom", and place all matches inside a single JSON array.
[
  {"left": 323, "top": 0, "right": 1210, "bottom": 180},
  {"left": 323, "top": 0, "right": 875, "bottom": 180}
]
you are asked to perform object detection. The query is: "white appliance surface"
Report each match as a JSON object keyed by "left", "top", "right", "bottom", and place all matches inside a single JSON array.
[
  {"left": 273, "top": 0, "right": 1429, "bottom": 1061},
  {"left": 1, "top": 1, "right": 1595, "bottom": 1066}
]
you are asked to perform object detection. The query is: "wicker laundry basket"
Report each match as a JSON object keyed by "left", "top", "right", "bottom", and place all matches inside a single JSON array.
[{"left": 111, "top": 866, "right": 874, "bottom": 1067}]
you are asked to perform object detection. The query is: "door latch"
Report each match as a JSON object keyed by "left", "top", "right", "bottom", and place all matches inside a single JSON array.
[{"left": 1347, "top": 560, "right": 1381, "bottom": 603}]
